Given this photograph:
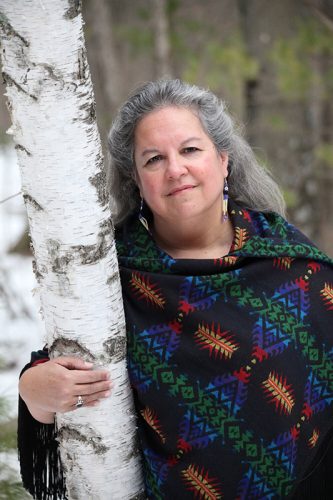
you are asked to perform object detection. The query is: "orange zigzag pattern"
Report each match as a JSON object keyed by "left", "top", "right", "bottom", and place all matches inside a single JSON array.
[
  {"left": 273, "top": 257, "right": 295, "bottom": 270},
  {"left": 214, "top": 256, "right": 238, "bottom": 266},
  {"left": 141, "top": 407, "right": 166, "bottom": 443},
  {"left": 130, "top": 272, "right": 165, "bottom": 308},
  {"left": 181, "top": 464, "right": 223, "bottom": 499},
  {"left": 262, "top": 371, "right": 295, "bottom": 415},
  {"left": 320, "top": 282, "right": 333, "bottom": 310},
  {"left": 233, "top": 227, "right": 249, "bottom": 251},
  {"left": 308, "top": 428, "right": 320, "bottom": 448},
  {"left": 195, "top": 323, "right": 239, "bottom": 360}
]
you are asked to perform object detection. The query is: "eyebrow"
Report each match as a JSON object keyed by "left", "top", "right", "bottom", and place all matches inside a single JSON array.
[{"left": 140, "top": 137, "right": 203, "bottom": 157}]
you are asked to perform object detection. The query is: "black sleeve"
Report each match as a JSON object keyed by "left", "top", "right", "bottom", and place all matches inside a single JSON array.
[{"left": 18, "top": 349, "right": 68, "bottom": 499}]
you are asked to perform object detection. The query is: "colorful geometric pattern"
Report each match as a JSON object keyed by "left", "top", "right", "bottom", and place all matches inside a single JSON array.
[
  {"left": 117, "top": 199, "right": 333, "bottom": 499},
  {"left": 262, "top": 371, "right": 295, "bottom": 415},
  {"left": 181, "top": 464, "right": 223, "bottom": 499}
]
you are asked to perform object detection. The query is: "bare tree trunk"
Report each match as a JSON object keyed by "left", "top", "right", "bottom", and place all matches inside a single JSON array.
[
  {"left": 0, "top": 0, "right": 144, "bottom": 498},
  {"left": 237, "top": 0, "right": 260, "bottom": 139},
  {"left": 84, "top": 0, "right": 122, "bottom": 126},
  {"left": 152, "top": 0, "right": 172, "bottom": 78}
]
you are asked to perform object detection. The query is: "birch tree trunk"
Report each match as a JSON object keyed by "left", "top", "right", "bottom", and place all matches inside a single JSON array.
[{"left": 0, "top": 1, "right": 144, "bottom": 498}]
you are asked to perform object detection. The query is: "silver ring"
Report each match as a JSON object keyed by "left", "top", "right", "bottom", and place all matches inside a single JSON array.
[{"left": 75, "top": 395, "right": 84, "bottom": 408}]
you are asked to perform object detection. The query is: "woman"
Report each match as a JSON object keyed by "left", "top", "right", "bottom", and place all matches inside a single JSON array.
[{"left": 19, "top": 80, "right": 333, "bottom": 499}]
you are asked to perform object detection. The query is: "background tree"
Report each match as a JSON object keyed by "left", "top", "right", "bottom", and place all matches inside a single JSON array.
[{"left": 0, "top": 0, "right": 143, "bottom": 498}]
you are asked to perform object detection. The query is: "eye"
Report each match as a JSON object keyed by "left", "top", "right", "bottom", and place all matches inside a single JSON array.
[
  {"left": 146, "top": 154, "right": 163, "bottom": 165},
  {"left": 182, "top": 146, "right": 199, "bottom": 154}
]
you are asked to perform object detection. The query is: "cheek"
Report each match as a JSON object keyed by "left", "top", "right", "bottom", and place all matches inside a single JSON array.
[{"left": 138, "top": 174, "right": 160, "bottom": 199}]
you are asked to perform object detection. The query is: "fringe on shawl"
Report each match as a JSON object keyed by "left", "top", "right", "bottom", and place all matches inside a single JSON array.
[
  {"left": 18, "top": 375, "right": 67, "bottom": 499},
  {"left": 291, "top": 426, "right": 333, "bottom": 499}
]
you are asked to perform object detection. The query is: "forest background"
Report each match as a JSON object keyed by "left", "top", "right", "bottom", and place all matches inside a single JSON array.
[{"left": 0, "top": 0, "right": 332, "bottom": 496}]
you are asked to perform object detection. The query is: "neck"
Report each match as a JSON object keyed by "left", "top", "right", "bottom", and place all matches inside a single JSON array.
[{"left": 152, "top": 213, "right": 234, "bottom": 259}]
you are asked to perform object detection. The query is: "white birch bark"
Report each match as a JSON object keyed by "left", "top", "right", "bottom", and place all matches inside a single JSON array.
[{"left": 0, "top": 1, "right": 144, "bottom": 498}]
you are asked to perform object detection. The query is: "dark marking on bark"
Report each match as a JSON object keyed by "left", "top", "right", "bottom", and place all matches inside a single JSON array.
[
  {"left": 32, "top": 259, "right": 44, "bottom": 283},
  {"left": 125, "top": 435, "right": 142, "bottom": 463},
  {"left": 89, "top": 163, "right": 109, "bottom": 207},
  {"left": 0, "top": 13, "right": 29, "bottom": 47},
  {"left": 67, "top": 485, "right": 80, "bottom": 500},
  {"left": 46, "top": 219, "right": 113, "bottom": 275},
  {"left": 72, "top": 218, "right": 114, "bottom": 265},
  {"left": 41, "top": 63, "right": 61, "bottom": 82},
  {"left": 129, "top": 493, "right": 147, "bottom": 500},
  {"left": 86, "top": 101, "right": 96, "bottom": 123},
  {"left": 2, "top": 72, "right": 37, "bottom": 100},
  {"left": 77, "top": 47, "right": 87, "bottom": 80},
  {"left": 47, "top": 239, "right": 73, "bottom": 274},
  {"left": 103, "top": 336, "right": 127, "bottom": 363},
  {"left": 75, "top": 99, "right": 96, "bottom": 124},
  {"left": 15, "top": 144, "right": 31, "bottom": 156},
  {"left": 106, "top": 270, "right": 120, "bottom": 286},
  {"left": 23, "top": 194, "right": 43, "bottom": 211},
  {"left": 57, "top": 425, "right": 109, "bottom": 455},
  {"left": 64, "top": 0, "right": 81, "bottom": 19},
  {"left": 50, "top": 337, "right": 96, "bottom": 361},
  {"left": 54, "top": 254, "right": 72, "bottom": 273}
]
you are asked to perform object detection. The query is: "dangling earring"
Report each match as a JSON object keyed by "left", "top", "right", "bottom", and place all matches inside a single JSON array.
[
  {"left": 222, "top": 178, "right": 229, "bottom": 222},
  {"left": 139, "top": 197, "right": 150, "bottom": 232}
]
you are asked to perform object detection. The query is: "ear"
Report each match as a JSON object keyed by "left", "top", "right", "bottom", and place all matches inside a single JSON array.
[{"left": 219, "top": 151, "right": 229, "bottom": 177}]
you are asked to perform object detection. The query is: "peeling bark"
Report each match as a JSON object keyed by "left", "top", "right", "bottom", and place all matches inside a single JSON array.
[{"left": 0, "top": 0, "right": 143, "bottom": 498}]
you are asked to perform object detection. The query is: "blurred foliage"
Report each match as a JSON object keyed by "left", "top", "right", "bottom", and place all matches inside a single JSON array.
[
  {"left": 315, "top": 143, "right": 333, "bottom": 168},
  {"left": 183, "top": 34, "right": 259, "bottom": 94},
  {"left": 267, "top": 113, "right": 289, "bottom": 132},
  {"left": 0, "top": 410, "right": 16, "bottom": 451},
  {"left": 283, "top": 188, "right": 299, "bottom": 209},
  {"left": 0, "top": 355, "right": 28, "bottom": 499},
  {"left": 270, "top": 18, "right": 333, "bottom": 100},
  {"left": 0, "top": 473, "right": 29, "bottom": 500},
  {"left": 117, "top": 25, "right": 154, "bottom": 56}
]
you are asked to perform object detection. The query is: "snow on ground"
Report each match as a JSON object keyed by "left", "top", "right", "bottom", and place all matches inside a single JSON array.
[{"left": 0, "top": 145, "right": 44, "bottom": 484}]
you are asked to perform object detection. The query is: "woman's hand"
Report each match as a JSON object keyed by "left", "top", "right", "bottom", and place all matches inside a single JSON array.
[{"left": 19, "top": 357, "right": 112, "bottom": 423}]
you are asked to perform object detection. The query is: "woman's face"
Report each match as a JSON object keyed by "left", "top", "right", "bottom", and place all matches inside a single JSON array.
[{"left": 134, "top": 106, "right": 228, "bottom": 226}]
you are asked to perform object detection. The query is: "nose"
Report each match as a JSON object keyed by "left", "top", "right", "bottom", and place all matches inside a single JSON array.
[{"left": 165, "top": 153, "right": 188, "bottom": 179}]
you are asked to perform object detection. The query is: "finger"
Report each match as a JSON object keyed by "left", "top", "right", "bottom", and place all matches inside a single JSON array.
[
  {"left": 54, "top": 357, "right": 94, "bottom": 371},
  {"left": 68, "top": 400, "right": 99, "bottom": 412},
  {"left": 72, "top": 389, "right": 111, "bottom": 408},
  {"left": 73, "top": 369, "right": 110, "bottom": 384},
  {"left": 75, "top": 380, "right": 112, "bottom": 396}
]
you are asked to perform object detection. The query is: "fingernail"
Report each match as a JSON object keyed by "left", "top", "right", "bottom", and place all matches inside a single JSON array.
[
  {"left": 104, "top": 391, "right": 111, "bottom": 398},
  {"left": 84, "top": 361, "right": 93, "bottom": 367}
]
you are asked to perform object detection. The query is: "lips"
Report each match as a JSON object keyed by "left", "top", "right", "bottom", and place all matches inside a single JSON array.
[{"left": 168, "top": 185, "right": 196, "bottom": 196}]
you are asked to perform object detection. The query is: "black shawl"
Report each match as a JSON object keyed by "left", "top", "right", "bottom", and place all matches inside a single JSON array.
[{"left": 19, "top": 201, "right": 333, "bottom": 499}]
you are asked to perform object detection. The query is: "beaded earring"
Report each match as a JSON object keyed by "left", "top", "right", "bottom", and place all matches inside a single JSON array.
[
  {"left": 222, "top": 178, "right": 229, "bottom": 221},
  {"left": 139, "top": 197, "right": 150, "bottom": 232}
]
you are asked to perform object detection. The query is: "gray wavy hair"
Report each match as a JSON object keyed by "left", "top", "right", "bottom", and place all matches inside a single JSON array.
[{"left": 107, "top": 79, "right": 285, "bottom": 224}]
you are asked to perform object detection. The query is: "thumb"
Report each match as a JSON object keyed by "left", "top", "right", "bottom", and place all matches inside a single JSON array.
[{"left": 54, "top": 356, "right": 93, "bottom": 371}]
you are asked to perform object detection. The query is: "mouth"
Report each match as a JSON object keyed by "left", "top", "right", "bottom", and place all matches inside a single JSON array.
[{"left": 167, "top": 185, "right": 196, "bottom": 196}]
